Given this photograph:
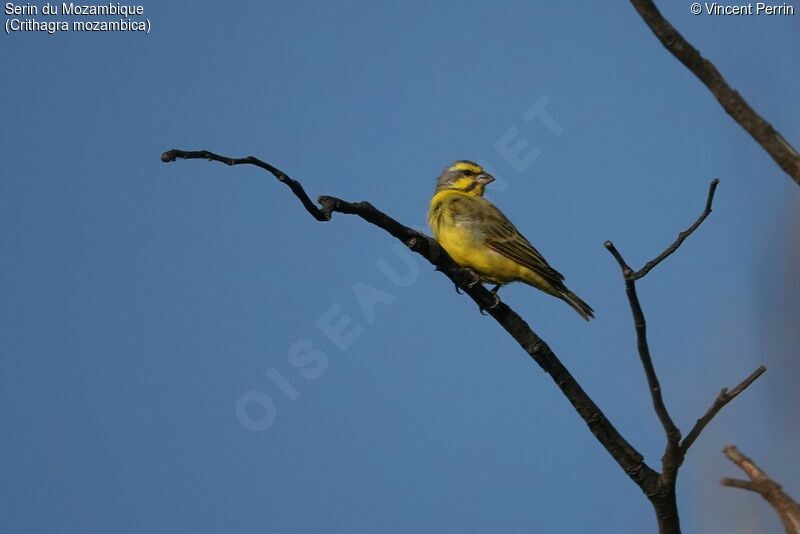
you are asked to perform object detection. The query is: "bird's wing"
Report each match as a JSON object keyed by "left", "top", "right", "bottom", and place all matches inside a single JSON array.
[{"left": 476, "top": 199, "right": 566, "bottom": 283}]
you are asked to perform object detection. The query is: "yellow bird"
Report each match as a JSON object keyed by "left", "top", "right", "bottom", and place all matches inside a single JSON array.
[{"left": 428, "top": 160, "right": 594, "bottom": 320}]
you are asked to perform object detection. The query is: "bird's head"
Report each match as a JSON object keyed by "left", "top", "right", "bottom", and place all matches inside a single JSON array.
[{"left": 435, "top": 160, "right": 495, "bottom": 196}]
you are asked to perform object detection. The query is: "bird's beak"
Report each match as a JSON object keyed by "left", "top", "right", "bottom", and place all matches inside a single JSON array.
[{"left": 475, "top": 173, "right": 495, "bottom": 185}]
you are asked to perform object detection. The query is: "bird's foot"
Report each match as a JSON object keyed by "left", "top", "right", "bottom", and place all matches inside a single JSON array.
[
  {"left": 462, "top": 268, "right": 481, "bottom": 288},
  {"left": 479, "top": 292, "right": 502, "bottom": 315},
  {"left": 453, "top": 268, "right": 481, "bottom": 295},
  {"left": 478, "top": 285, "right": 502, "bottom": 315}
]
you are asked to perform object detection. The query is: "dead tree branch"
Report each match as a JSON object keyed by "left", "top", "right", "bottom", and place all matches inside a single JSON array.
[
  {"left": 162, "top": 149, "right": 766, "bottom": 534},
  {"left": 629, "top": 0, "right": 800, "bottom": 186},
  {"left": 161, "top": 148, "right": 656, "bottom": 489},
  {"left": 722, "top": 446, "right": 800, "bottom": 534},
  {"left": 681, "top": 367, "right": 766, "bottom": 452},
  {"left": 605, "top": 179, "right": 765, "bottom": 532},
  {"left": 632, "top": 179, "right": 719, "bottom": 280}
]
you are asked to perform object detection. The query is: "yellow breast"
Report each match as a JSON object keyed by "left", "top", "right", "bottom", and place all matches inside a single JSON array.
[{"left": 428, "top": 191, "right": 532, "bottom": 284}]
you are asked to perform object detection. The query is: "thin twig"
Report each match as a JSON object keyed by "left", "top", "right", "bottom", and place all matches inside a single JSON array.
[
  {"left": 720, "top": 478, "right": 758, "bottom": 492},
  {"left": 161, "top": 149, "right": 329, "bottom": 221},
  {"left": 629, "top": 0, "right": 800, "bottom": 186},
  {"left": 161, "top": 148, "right": 660, "bottom": 495},
  {"left": 681, "top": 366, "right": 766, "bottom": 452},
  {"left": 722, "top": 446, "right": 800, "bottom": 534},
  {"left": 634, "top": 179, "right": 719, "bottom": 280}
]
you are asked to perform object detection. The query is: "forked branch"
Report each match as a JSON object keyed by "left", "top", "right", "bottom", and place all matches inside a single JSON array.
[
  {"left": 604, "top": 179, "right": 765, "bottom": 531},
  {"left": 722, "top": 446, "right": 800, "bottom": 534}
]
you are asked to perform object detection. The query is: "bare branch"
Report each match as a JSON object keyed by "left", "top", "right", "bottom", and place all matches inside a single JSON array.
[
  {"left": 603, "top": 179, "right": 767, "bottom": 527},
  {"left": 634, "top": 178, "right": 719, "bottom": 280},
  {"left": 604, "top": 240, "right": 681, "bottom": 462},
  {"left": 161, "top": 148, "right": 660, "bottom": 495},
  {"left": 681, "top": 366, "right": 766, "bottom": 452},
  {"left": 629, "top": 0, "right": 800, "bottom": 186},
  {"left": 724, "top": 445, "right": 772, "bottom": 482},
  {"left": 161, "top": 149, "right": 329, "bottom": 221},
  {"left": 605, "top": 179, "right": 725, "bottom": 472},
  {"left": 722, "top": 446, "right": 800, "bottom": 534},
  {"left": 721, "top": 478, "right": 759, "bottom": 492}
]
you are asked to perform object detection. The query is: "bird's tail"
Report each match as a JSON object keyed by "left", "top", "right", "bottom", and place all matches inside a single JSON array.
[{"left": 559, "top": 288, "right": 595, "bottom": 321}]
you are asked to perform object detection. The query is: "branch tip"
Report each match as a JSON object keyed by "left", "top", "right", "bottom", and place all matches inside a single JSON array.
[
  {"left": 720, "top": 477, "right": 759, "bottom": 492},
  {"left": 632, "top": 179, "right": 720, "bottom": 280},
  {"left": 681, "top": 366, "right": 766, "bottom": 453}
]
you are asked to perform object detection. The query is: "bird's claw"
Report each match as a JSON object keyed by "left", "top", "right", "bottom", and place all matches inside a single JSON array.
[
  {"left": 453, "top": 268, "right": 480, "bottom": 294},
  {"left": 453, "top": 269, "right": 499, "bottom": 314},
  {"left": 478, "top": 293, "right": 501, "bottom": 315},
  {"left": 463, "top": 268, "right": 481, "bottom": 288}
]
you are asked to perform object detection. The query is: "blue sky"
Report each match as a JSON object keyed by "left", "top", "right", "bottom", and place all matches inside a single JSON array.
[{"left": 2, "top": 2, "right": 799, "bottom": 533}]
